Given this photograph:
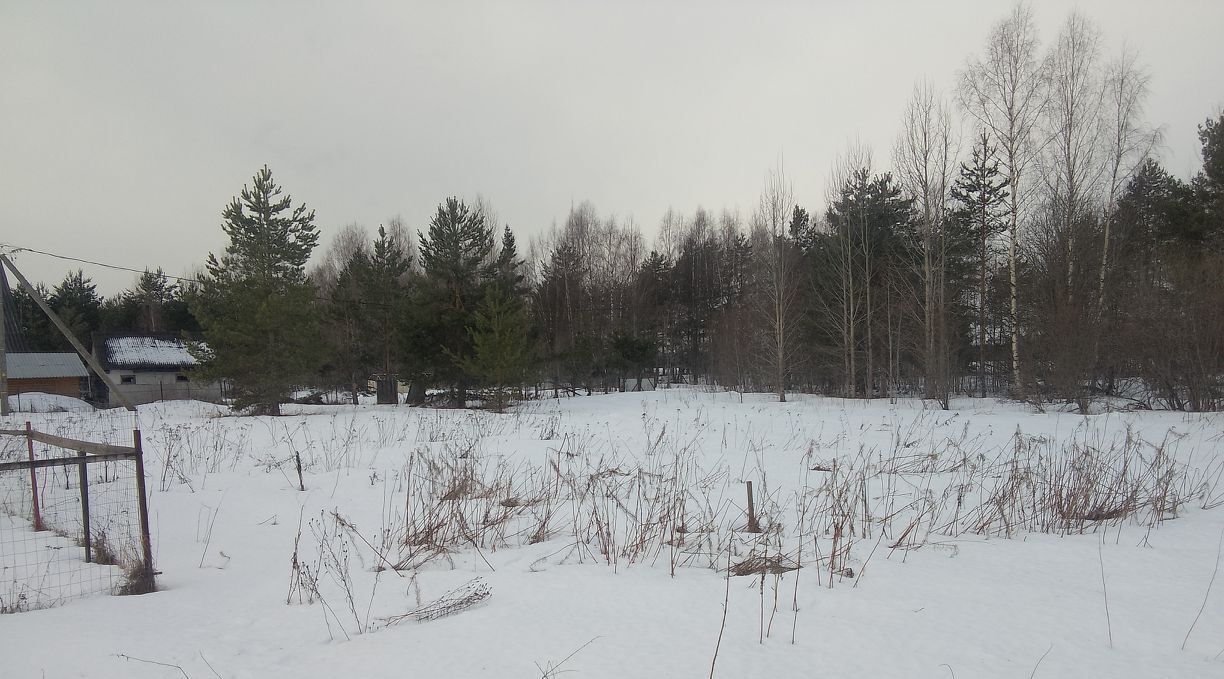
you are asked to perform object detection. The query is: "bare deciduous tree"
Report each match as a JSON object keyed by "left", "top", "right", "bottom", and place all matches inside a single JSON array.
[
  {"left": 1097, "top": 47, "right": 1157, "bottom": 312},
  {"left": 751, "top": 164, "right": 801, "bottom": 402},
  {"left": 1041, "top": 11, "right": 1106, "bottom": 306},
  {"left": 819, "top": 142, "right": 873, "bottom": 397},
  {"left": 311, "top": 223, "right": 371, "bottom": 295},
  {"left": 959, "top": 3, "right": 1048, "bottom": 396},
  {"left": 894, "top": 81, "right": 959, "bottom": 406}
]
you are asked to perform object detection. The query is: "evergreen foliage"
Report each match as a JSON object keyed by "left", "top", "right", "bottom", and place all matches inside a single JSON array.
[
  {"left": 10, "top": 282, "right": 54, "bottom": 351},
  {"left": 414, "top": 197, "right": 496, "bottom": 407},
  {"left": 494, "top": 225, "right": 527, "bottom": 299},
  {"left": 367, "top": 225, "right": 412, "bottom": 376},
  {"left": 191, "top": 166, "right": 323, "bottom": 415},
  {"left": 951, "top": 132, "right": 1011, "bottom": 395},
  {"left": 453, "top": 286, "right": 531, "bottom": 413},
  {"left": 322, "top": 250, "right": 376, "bottom": 404},
  {"left": 98, "top": 269, "right": 198, "bottom": 335},
  {"left": 46, "top": 270, "right": 101, "bottom": 350}
]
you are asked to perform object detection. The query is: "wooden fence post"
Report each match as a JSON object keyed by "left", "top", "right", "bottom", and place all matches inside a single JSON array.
[
  {"left": 78, "top": 450, "right": 91, "bottom": 563},
  {"left": 26, "top": 422, "right": 43, "bottom": 531},
  {"left": 746, "top": 480, "right": 760, "bottom": 533},
  {"left": 132, "top": 429, "right": 155, "bottom": 579}
]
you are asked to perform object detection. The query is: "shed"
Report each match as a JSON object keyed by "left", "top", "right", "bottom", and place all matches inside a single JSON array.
[
  {"left": 2, "top": 266, "right": 90, "bottom": 400},
  {"left": 93, "top": 334, "right": 224, "bottom": 406},
  {"left": 5, "top": 352, "right": 90, "bottom": 398}
]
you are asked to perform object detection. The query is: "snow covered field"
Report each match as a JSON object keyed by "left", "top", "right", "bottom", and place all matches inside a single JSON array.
[{"left": 2, "top": 389, "right": 1223, "bottom": 678}]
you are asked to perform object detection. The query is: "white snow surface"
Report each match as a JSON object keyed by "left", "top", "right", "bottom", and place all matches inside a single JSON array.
[
  {"left": 2, "top": 389, "right": 1224, "bottom": 678},
  {"left": 5, "top": 391, "right": 95, "bottom": 413},
  {"left": 105, "top": 336, "right": 197, "bottom": 368}
]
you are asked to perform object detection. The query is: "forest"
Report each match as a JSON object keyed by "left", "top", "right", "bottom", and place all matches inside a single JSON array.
[{"left": 8, "top": 6, "right": 1223, "bottom": 414}]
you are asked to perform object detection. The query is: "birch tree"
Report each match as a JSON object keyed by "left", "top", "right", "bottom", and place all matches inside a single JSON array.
[
  {"left": 817, "top": 143, "right": 873, "bottom": 397},
  {"left": 1098, "top": 47, "right": 1156, "bottom": 313},
  {"left": 894, "top": 81, "right": 958, "bottom": 405},
  {"left": 751, "top": 165, "right": 800, "bottom": 402},
  {"left": 958, "top": 3, "right": 1047, "bottom": 396},
  {"left": 1041, "top": 11, "right": 1106, "bottom": 307}
]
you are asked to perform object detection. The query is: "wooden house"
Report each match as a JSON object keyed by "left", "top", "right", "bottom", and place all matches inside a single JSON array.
[{"left": 2, "top": 268, "right": 89, "bottom": 401}]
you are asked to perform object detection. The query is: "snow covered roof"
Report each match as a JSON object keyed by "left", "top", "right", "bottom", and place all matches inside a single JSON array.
[
  {"left": 6, "top": 352, "right": 89, "bottom": 379},
  {"left": 98, "top": 335, "right": 200, "bottom": 371}
]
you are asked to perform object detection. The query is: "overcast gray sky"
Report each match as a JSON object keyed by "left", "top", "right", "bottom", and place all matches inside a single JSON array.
[{"left": 2, "top": 1, "right": 1221, "bottom": 294}]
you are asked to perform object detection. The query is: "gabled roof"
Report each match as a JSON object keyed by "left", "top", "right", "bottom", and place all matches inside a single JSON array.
[
  {"left": 95, "top": 334, "right": 200, "bottom": 371},
  {"left": 6, "top": 352, "right": 89, "bottom": 379}
]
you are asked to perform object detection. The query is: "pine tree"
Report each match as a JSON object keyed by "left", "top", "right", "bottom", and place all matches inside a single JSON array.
[
  {"left": 191, "top": 166, "right": 323, "bottom": 415},
  {"left": 951, "top": 132, "right": 1010, "bottom": 397},
  {"left": 1193, "top": 114, "right": 1224, "bottom": 248},
  {"left": 416, "top": 197, "right": 495, "bottom": 407}
]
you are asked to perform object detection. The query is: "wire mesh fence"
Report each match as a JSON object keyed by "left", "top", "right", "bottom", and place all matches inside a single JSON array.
[{"left": 0, "top": 424, "right": 154, "bottom": 613}]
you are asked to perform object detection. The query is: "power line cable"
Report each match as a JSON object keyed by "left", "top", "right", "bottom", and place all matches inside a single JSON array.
[
  {"left": 0, "top": 243, "right": 404, "bottom": 309},
  {"left": 0, "top": 244, "right": 203, "bottom": 284}
]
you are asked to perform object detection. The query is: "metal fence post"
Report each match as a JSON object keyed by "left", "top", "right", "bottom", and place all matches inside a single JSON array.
[{"left": 78, "top": 450, "right": 91, "bottom": 563}]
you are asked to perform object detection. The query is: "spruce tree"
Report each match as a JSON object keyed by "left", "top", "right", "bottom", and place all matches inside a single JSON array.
[
  {"left": 323, "top": 250, "right": 376, "bottom": 404},
  {"left": 192, "top": 166, "right": 323, "bottom": 415},
  {"left": 494, "top": 225, "right": 527, "bottom": 299},
  {"left": 951, "top": 132, "right": 1010, "bottom": 397},
  {"left": 366, "top": 225, "right": 412, "bottom": 377}
]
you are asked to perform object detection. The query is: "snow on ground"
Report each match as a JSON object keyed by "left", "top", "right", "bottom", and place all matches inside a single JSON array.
[
  {"left": 5, "top": 391, "right": 95, "bottom": 413},
  {"left": 2, "top": 389, "right": 1223, "bottom": 678}
]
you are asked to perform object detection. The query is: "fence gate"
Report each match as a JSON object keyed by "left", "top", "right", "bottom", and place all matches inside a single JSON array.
[{"left": 0, "top": 423, "right": 155, "bottom": 613}]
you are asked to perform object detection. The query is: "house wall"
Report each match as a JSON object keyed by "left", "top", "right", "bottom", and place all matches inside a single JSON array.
[
  {"left": 9, "top": 377, "right": 84, "bottom": 399},
  {"left": 105, "top": 370, "right": 224, "bottom": 407}
]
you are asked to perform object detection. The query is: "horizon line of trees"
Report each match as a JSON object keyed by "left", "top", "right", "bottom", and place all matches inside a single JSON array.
[{"left": 8, "top": 5, "right": 1222, "bottom": 413}]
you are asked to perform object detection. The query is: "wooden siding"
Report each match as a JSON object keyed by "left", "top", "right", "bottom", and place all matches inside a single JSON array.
[{"left": 10, "top": 377, "right": 84, "bottom": 398}]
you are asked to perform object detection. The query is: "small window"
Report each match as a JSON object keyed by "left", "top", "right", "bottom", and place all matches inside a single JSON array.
[
  {"left": 176, "top": 375, "right": 190, "bottom": 383},
  {"left": 120, "top": 375, "right": 136, "bottom": 384}
]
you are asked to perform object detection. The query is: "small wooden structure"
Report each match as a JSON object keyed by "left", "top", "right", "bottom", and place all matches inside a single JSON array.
[
  {"left": 92, "top": 334, "right": 223, "bottom": 406},
  {"left": 5, "top": 352, "right": 89, "bottom": 399},
  {"left": 375, "top": 374, "right": 399, "bottom": 405}
]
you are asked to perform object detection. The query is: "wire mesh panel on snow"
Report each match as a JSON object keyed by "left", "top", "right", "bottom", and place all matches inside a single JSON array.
[{"left": 0, "top": 426, "right": 154, "bottom": 613}]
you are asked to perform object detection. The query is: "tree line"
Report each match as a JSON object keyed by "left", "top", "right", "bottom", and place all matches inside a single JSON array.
[{"left": 10, "top": 5, "right": 1222, "bottom": 413}]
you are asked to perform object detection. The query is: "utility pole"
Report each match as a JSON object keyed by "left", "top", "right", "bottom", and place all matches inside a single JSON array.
[{"left": 1, "top": 273, "right": 8, "bottom": 416}]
